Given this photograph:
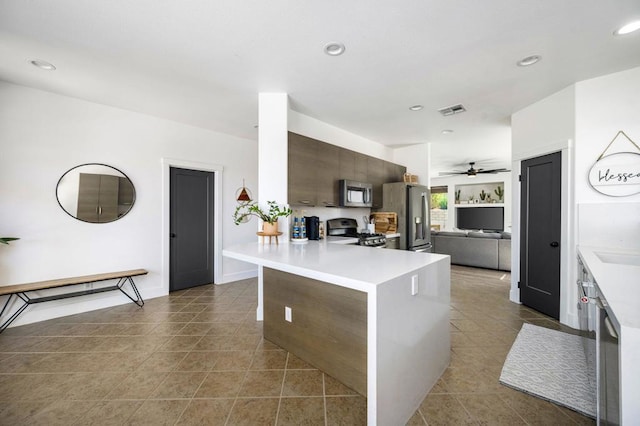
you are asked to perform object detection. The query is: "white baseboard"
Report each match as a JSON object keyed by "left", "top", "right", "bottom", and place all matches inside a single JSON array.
[
  {"left": 221, "top": 269, "right": 258, "bottom": 284},
  {"left": 510, "top": 287, "right": 521, "bottom": 304}
]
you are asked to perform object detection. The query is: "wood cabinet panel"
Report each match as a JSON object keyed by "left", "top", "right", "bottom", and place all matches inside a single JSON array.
[
  {"left": 339, "top": 149, "right": 355, "bottom": 181},
  {"left": 263, "top": 268, "right": 367, "bottom": 396},
  {"left": 367, "top": 157, "right": 385, "bottom": 209},
  {"left": 288, "top": 133, "right": 318, "bottom": 206},
  {"left": 385, "top": 161, "right": 406, "bottom": 184},
  {"left": 354, "top": 153, "right": 368, "bottom": 182},
  {"left": 316, "top": 142, "right": 340, "bottom": 207}
]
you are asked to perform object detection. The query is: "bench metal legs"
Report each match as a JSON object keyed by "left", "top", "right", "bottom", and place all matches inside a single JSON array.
[
  {"left": 116, "top": 276, "right": 144, "bottom": 307},
  {"left": 0, "top": 276, "right": 145, "bottom": 333},
  {"left": 0, "top": 294, "right": 30, "bottom": 333}
]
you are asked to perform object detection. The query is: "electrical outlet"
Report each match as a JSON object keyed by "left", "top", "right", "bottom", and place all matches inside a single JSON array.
[
  {"left": 411, "top": 275, "right": 419, "bottom": 296},
  {"left": 285, "top": 306, "right": 292, "bottom": 322}
]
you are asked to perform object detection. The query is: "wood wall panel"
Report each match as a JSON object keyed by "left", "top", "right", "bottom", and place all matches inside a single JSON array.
[{"left": 263, "top": 268, "right": 368, "bottom": 396}]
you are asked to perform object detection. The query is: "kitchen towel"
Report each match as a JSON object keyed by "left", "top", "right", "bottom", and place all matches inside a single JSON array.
[{"left": 499, "top": 323, "right": 596, "bottom": 418}]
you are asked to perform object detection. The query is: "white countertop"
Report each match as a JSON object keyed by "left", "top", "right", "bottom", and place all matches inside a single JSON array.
[
  {"left": 578, "top": 245, "right": 640, "bottom": 329},
  {"left": 223, "top": 239, "right": 448, "bottom": 293}
]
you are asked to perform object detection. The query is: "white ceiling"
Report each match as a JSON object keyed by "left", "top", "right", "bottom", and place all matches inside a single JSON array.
[{"left": 1, "top": 1, "right": 639, "bottom": 175}]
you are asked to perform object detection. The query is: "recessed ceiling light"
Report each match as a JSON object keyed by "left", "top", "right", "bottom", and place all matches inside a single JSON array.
[
  {"left": 324, "top": 42, "right": 346, "bottom": 56},
  {"left": 441, "top": 129, "right": 454, "bottom": 134},
  {"left": 614, "top": 20, "right": 640, "bottom": 36},
  {"left": 30, "top": 59, "right": 56, "bottom": 70},
  {"left": 517, "top": 55, "right": 541, "bottom": 67},
  {"left": 409, "top": 105, "right": 423, "bottom": 111}
]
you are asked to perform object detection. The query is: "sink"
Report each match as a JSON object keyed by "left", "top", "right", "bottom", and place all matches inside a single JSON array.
[{"left": 595, "top": 251, "right": 640, "bottom": 266}]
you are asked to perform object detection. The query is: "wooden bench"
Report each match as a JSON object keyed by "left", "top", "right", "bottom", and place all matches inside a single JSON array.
[{"left": 0, "top": 269, "right": 147, "bottom": 333}]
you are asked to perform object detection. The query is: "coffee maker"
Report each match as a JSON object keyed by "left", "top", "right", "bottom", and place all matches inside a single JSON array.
[{"left": 305, "top": 216, "right": 320, "bottom": 240}]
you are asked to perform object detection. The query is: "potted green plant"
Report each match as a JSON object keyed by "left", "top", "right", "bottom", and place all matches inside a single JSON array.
[
  {"left": 479, "top": 190, "right": 487, "bottom": 202},
  {"left": 455, "top": 189, "right": 461, "bottom": 204},
  {"left": 0, "top": 237, "right": 19, "bottom": 245},
  {"left": 233, "top": 201, "right": 292, "bottom": 234},
  {"left": 494, "top": 186, "right": 504, "bottom": 202}
]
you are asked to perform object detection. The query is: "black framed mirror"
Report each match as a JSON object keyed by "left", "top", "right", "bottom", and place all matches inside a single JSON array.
[{"left": 56, "top": 163, "right": 136, "bottom": 223}]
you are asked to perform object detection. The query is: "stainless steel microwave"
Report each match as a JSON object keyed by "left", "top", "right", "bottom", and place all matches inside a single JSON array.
[{"left": 339, "top": 180, "right": 373, "bottom": 208}]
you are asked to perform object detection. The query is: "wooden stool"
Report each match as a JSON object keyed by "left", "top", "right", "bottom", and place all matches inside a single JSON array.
[{"left": 257, "top": 231, "right": 282, "bottom": 244}]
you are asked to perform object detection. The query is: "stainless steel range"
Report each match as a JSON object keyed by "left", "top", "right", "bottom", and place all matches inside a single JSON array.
[{"left": 326, "top": 218, "right": 387, "bottom": 248}]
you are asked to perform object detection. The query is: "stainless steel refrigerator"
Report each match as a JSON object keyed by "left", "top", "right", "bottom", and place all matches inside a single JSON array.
[{"left": 381, "top": 182, "right": 432, "bottom": 252}]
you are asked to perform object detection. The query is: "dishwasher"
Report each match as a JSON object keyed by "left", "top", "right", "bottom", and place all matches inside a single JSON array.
[{"left": 596, "top": 293, "right": 620, "bottom": 425}]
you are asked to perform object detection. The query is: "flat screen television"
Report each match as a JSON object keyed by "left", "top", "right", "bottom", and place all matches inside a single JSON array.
[{"left": 456, "top": 207, "right": 504, "bottom": 232}]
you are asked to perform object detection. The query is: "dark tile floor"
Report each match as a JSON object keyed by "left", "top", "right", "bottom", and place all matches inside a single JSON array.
[{"left": 0, "top": 265, "right": 595, "bottom": 425}]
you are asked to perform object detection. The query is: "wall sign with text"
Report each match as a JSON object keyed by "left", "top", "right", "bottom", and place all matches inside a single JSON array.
[{"left": 588, "top": 131, "right": 640, "bottom": 197}]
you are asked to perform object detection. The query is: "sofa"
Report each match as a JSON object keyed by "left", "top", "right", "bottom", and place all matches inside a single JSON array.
[{"left": 431, "top": 230, "right": 511, "bottom": 271}]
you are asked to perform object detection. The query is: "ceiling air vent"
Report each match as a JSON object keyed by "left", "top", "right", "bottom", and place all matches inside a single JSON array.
[{"left": 438, "top": 104, "right": 466, "bottom": 116}]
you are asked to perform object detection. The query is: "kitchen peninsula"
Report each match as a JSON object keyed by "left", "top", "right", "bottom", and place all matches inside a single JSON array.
[{"left": 223, "top": 240, "right": 450, "bottom": 426}]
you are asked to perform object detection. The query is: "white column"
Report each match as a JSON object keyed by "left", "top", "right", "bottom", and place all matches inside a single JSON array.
[
  {"left": 258, "top": 93, "right": 289, "bottom": 240},
  {"left": 256, "top": 93, "right": 289, "bottom": 322}
]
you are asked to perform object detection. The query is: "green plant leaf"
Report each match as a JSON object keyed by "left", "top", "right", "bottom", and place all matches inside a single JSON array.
[
  {"left": 232, "top": 201, "right": 291, "bottom": 225},
  {"left": 0, "top": 237, "right": 19, "bottom": 245}
]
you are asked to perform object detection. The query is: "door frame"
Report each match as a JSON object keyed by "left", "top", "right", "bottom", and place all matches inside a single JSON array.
[
  {"left": 162, "top": 158, "right": 223, "bottom": 293},
  {"left": 510, "top": 139, "right": 577, "bottom": 327}
]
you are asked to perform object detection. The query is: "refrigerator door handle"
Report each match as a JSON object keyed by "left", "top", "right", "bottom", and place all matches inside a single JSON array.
[{"left": 421, "top": 192, "right": 428, "bottom": 239}]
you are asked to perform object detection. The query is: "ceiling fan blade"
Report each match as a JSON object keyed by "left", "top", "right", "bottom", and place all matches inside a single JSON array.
[
  {"left": 438, "top": 171, "right": 468, "bottom": 176},
  {"left": 478, "top": 168, "right": 510, "bottom": 173}
]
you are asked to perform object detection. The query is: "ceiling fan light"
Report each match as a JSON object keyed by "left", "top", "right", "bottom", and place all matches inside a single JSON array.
[{"left": 467, "top": 174, "right": 477, "bottom": 178}]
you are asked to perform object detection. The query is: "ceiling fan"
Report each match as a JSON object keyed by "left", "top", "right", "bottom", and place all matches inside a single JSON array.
[{"left": 439, "top": 162, "right": 510, "bottom": 178}]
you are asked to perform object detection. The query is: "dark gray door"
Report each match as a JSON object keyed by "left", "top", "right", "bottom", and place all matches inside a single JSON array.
[
  {"left": 170, "top": 167, "right": 214, "bottom": 291},
  {"left": 520, "top": 151, "right": 561, "bottom": 319}
]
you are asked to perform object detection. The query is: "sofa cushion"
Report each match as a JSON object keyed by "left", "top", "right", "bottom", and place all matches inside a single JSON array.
[
  {"left": 467, "top": 231, "right": 502, "bottom": 239},
  {"left": 433, "top": 235, "right": 499, "bottom": 269},
  {"left": 436, "top": 231, "right": 467, "bottom": 237},
  {"left": 498, "top": 239, "right": 512, "bottom": 271}
]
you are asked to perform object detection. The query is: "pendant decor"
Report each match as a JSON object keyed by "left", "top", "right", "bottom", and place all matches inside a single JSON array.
[
  {"left": 235, "top": 179, "right": 253, "bottom": 223},
  {"left": 588, "top": 130, "right": 640, "bottom": 197},
  {"left": 235, "top": 179, "right": 253, "bottom": 203}
]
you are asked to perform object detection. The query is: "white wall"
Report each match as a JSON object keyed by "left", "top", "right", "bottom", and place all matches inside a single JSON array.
[
  {"left": 289, "top": 111, "right": 395, "bottom": 161},
  {"left": 393, "top": 144, "right": 430, "bottom": 187},
  {"left": 0, "top": 82, "right": 258, "bottom": 326},
  {"left": 574, "top": 68, "right": 640, "bottom": 250},
  {"left": 511, "top": 84, "right": 576, "bottom": 325},
  {"left": 511, "top": 66, "right": 640, "bottom": 329}
]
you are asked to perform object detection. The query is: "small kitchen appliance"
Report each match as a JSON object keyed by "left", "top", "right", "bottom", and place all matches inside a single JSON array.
[
  {"left": 305, "top": 216, "right": 320, "bottom": 240},
  {"left": 339, "top": 180, "right": 373, "bottom": 208},
  {"left": 326, "top": 218, "right": 387, "bottom": 247}
]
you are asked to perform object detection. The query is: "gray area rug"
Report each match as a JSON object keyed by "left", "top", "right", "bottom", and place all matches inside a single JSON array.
[{"left": 499, "top": 323, "right": 596, "bottom": 418}]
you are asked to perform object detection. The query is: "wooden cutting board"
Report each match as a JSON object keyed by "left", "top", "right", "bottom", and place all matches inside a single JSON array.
[{"left": 370, "top": 212, "right": 398, "bottom": 234}]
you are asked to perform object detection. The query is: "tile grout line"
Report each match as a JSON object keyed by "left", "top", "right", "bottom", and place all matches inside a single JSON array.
[
  {"left": 323, "top": 372, "right": 328, "bottom": 426},
  {"left": 274, "top": 351, "right": 290, "bottom": 425}
]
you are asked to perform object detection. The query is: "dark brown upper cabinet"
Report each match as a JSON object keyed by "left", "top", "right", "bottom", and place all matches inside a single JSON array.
[
  {"left": 316, "top": 142, "right": 341, "bottom": 207},
  {"left": 288, "top": 132, "right": 406, "bottom": 207},
  {"left": 288, "top": 133, "right": 318, "bottom": 206}
]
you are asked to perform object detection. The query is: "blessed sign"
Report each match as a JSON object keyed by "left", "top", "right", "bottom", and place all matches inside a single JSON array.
[{"left": 589, "top": 152, "right": 640, "bottom": 197}]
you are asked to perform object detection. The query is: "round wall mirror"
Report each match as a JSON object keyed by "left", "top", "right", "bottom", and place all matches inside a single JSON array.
[{"left": 56, "top": 163, "right": 136, "bottom": 223}]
